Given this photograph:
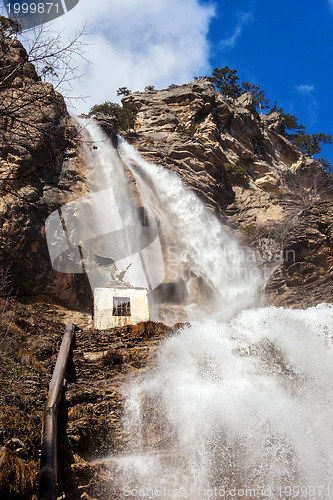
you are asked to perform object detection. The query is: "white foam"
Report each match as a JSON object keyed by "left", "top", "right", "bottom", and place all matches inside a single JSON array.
[
  {"left": 117, "top": 305, "right": 333, "bottom": 497},
  {"left": 118, "top": 139, "right": 260, "bottom": 320}
]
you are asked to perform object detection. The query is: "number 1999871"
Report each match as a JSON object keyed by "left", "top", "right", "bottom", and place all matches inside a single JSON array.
[{"left": 6, "top": 3, "right": 60, "bottom": 15}]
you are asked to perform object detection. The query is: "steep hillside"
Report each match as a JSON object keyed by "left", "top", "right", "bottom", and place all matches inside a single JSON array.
[{"left": 0, "top": 34, "right": 331, "bottom": 310}]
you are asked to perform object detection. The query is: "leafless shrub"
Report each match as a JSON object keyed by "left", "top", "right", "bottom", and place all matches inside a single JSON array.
[
  {"left": 0, "top": 268, "right": 14, "bottom": 353},
  {"left": 22, "top": 23, "right": 89, "bottom": 102},
  {"left": 285, "top": 162, "right": 331, "bottom": 207}
]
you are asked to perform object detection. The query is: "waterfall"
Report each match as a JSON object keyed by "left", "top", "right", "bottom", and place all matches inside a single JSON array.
[
  {"left": 73, "top": 122, "right": 332, "bottom": 499},
  {"left": 67, "top": 118, "right": 165, "bottom": 296},
  {"left": 117, "top": 139, "right": 260, "bottom": 321},
  {"left": 111, "top": 304, "right": 333, "bottom": 499}
]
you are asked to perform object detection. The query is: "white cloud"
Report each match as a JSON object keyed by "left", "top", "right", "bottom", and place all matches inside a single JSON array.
[
  {"left": 295, "top": 84, "right": 318, "bottom": 124},
  {"left": 220, "top": 11, "right": 253, "bottom": 50},
  {"left": 21, "top": 0, "right": 216, "bottom": 112},
  {"left": 295, "top": 84, "right": 315, "bottom": 94}
]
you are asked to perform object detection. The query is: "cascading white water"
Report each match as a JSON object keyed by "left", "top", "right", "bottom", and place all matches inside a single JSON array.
[
  {"left": 70, "top": 119, "right": 165, "bottom": 294},
  {"left": 74, "top": 124, "right": 332, "bottom": 499},
  {"left": 114, "top": 304, "right": 333, "bottom": 499},
  {"left": 118, "top": 139, "right": 260, "bottom": 321}
]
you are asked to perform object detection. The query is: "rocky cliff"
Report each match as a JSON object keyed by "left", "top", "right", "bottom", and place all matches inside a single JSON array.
[
  {"left": 266, "top": 200, "right": 333, "bottom": 306},
  {"left": 0, "top": 34, "right": 331, "bottom": 310},
  {"left": 0, "top": 34, "right": 91, "bottom": 309},
  {"left": 123, "top": 80, "right": 329, "bottom": 218},
  {"left": 121, "top": 80, "right": 332, "bottom": 306}
]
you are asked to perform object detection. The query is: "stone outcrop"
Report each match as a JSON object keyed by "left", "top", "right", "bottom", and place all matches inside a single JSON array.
[
  {"left": 118, "top": 80, "right": 332, "bottom": 306},
  {"left": 123, "top": 80, "right": 330, "bottom": 227},
  {"left": 0, "top": 35, "right": 91, "bottom": 308},
  {"left": 266, "top": 200, "right": 333, "bottom": 306}
]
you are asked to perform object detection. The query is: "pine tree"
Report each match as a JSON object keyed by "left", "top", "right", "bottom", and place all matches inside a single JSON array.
[
  {"left": 116, "top": 87, "right": 131, "bottom": 97},
  {"left": 292, "top": 132, "right": 333, "bottom": 157},
  {"left": 207, "top": 67, "right": 241, "bottom": 98}
]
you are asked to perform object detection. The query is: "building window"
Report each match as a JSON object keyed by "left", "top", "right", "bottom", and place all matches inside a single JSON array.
[{"left": 113, "top": 297, "right": 131, "bottom": 317}]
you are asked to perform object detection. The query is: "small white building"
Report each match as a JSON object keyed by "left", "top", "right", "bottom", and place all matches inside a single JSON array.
[{"left": 94, "top": 287, "right": 149, "bottom": 329}]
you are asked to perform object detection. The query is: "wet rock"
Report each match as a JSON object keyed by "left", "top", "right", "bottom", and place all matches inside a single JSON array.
[{"left": 5, "top": 438, "right": 28, "bottom": 459}]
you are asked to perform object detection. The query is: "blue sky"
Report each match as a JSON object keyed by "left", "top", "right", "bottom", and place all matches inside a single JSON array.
[
  {"left": 206, "top": 0, "right": 333, "bottom": 163},
  {"left": 3, "top": 0, "right": 332, "bottom": 162}
]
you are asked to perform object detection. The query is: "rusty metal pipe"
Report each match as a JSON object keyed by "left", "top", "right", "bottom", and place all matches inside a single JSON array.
[{"left": 39, "top": 323, "right": 76, "bottom": 500}]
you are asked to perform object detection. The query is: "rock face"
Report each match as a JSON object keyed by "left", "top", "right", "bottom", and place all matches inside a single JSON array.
[
  {"left": 123, "top": 81, "right": 234, "bottom": 215},
  {"left": 266, "top": 201, "right": 333, "bottom": 306},
  {"left": 123, "top": 80, "right": 329, "bottom": 225},
  {"left": 120, "top": 80, "right": 332, "bottom": 306},
  {"left": 0, "top": 35, "right": 91, "bottom": 308}
]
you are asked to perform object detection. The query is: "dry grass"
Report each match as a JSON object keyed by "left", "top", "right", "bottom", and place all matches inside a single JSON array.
[
  {"left": 17, "top": 348, "right": 47, "bottom": 373},
  {"left": 101, "top": 349, "right": 124, "bottom": 366},
  {"left": 0, "top": 279, "right": 46, "bottom": 499},
  {"left": 0, "top": 448, "right": 37, "bottom": 499},
  {"left": 0, "top": 407, "right": 41, "bottom": 456},
  {"left": 125, "top": 320, "right": 175, "bottom": 340}
]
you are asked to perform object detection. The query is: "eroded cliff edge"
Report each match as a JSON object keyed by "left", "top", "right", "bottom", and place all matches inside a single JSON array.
[{"left": 0, "top": 34, "right": 91, "bottom": 309}]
